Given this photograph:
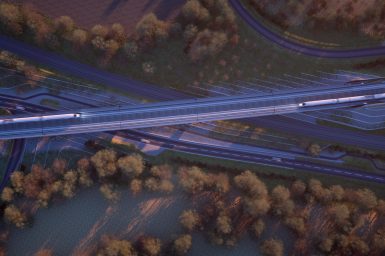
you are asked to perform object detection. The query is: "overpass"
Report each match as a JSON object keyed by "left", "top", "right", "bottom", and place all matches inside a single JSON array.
[{"left": 1, "top": 82, "right": 385, "bottom": 139}]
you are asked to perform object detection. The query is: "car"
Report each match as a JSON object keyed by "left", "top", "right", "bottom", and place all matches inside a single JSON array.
[
  {"left": 272, "top": 157, "right": 282, "bottom": 162},
  {"left": 15, "top": 105, "right": 25, "bottom": 111}
]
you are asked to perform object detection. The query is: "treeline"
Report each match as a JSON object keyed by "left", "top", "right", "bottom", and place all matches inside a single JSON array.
[
  {"left": 0, "top": 1, "right": 239, "bottom": 66},
  {"left": 249, "top": 0, "right": 385, "bottom": 39}
]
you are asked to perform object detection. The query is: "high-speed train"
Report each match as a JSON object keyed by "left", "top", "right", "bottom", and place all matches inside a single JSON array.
[
  {"left": 0, "top": 113, "right": 81, "bottom": 124},
  {"left": 299, "top": 93, "right": 385, "bottom": 107}
]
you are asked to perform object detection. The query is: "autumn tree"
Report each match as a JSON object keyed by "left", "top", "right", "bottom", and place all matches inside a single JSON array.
[
  {"left": 178, "top": 166, "right": 209, "bottom": 194},
  {"left": 173, "top": 234, "right": 192, "bottom": 255},
  {"left": 118, "top": 154, "right": 144, "bottom": 177},
  {"left": 130, "top": 179, "right": 142, "bottom": 195},
  {"left": 10, "top": 170, "right": 24, "bottom": 194},
  {"left": 1, "top": 187, "right": 14, "bottom": 202},
  {"left": 261, "top": 239, "right": 284, "bottom": 256},
  {"left": 91, "top": 149, "right": 118, "bottom": 178},
  {"left": 234, "top": 171, "right": 268, "bottom": 198},
  {"left": 150, "top": 165, "right": 172, "bottom": 180},
  {"left": 355, "top": 188, "right": 377, "bottom": 210},
  {"left": 4, "top": 204, "right": 27, "bottom": 228},
  {"left": 21, "top": 5, "right": 53, "bottom": 45},
  {"left": 0, "top": 3, "right": 23, "bottom": 35},
  {"left": 244, "top": 197, "right": 271, "bottom": 217},
  {"left": 284, "top": 216, "right": 306, "bottom": 236},
  {"left": 52, "top": 158, "right": 67, "bottom": 176},
  {"left": 135, "top": 13, "right": 169, "bottom": 47},
  {"left": 252, "top": 219, "right": 265, "bottom": 238},
  {"left": 100, "top": 183, "right": 120, "bottom": 202},
  {"left": 140, "top": 236, "right": 162, "bottom": 256},
  {"left": 211, "top": 173, "right": 230, "bottom": 194},
  {"left": 71, "top": 29, "right": 88, "bottom": 48},
  {"left": 54, "top": 16, "right": 75, "bottom": 38},
  {"left": 181, "top": 0, "right": 210, "bottom": 24},
  {"left": 179, "top": 209, "right": 200, "bottom": 231},
  {"left": 91, "top": 24, "right": 109, "bottom": 38},
  {"left": 61, "top": 170, "right": 78, "bottom": 198},
  {"left": 271, "top": 185, "right": 294, "bottom": 217},
  {"left": 77, "top": 158, "right": 93, "bottom": 187},
  {"left": 188, "top": 29, "right": 228, "bottom": 62},
  {"left": 308, "top": 143, "right": 321, "bottom": 157},
  {"left": 328, "top": 204, "right": 350, "bottom": 227},
  {"left": 110, "top": 23, "right": 126, "bottom": 44},
  {"left": 183, "top": 24, "right": 198, "bottom": 42},
  {"left": 98, "top": 236, "right": 137, "bottom": 256},
  {"left": 216, "top": 212, "right": 232, "bottom": 234},
  {"left": 290, "top": 180, "right": 306, "bottom": 198}
]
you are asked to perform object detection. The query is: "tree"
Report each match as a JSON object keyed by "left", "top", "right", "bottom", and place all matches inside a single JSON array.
[
  {"left": 135, "top": 13, "right": 169, "bottom": 47},
  {"left": 1, "top": 187, "right": 14, "bottom": 202},
  {"left": 188, "top": 29, "right": 228, "bottom": 62},
  {"left": 318, "top": 237, "right": 334, "bottom": 253},
  {"left": 150, "top": 165, "right": 172, "bottom": 180},
  {"left": 355, "top": 188, "right": 377, "bottom": 210},
  {"left": 307, "top": 143, "right": 321, "bottom": 157},
  {"left": 377, "top": 199, "right": 385, "bottom": 215},
  {"left": 178, "top": 166, "right": 209, "bottom": 194},
  {"left": 158, "top": 179, "right": 174, "bottom": 194},
  {"left": 71, "top": 29, "right": 88, "bottom": 48},
  {"left": 234, "top": 171, "right": 267, "bottom": 198},
  {"left": 21, "top": 5, "right": 53, "bottom": 45},
  {"left": 183, "top": 24, "right": 198, "bottom": 42},
  {"left": 271, "top": 185, "right": 290, "bottom": 203},
  {"left": 173, "top": 234, "right": 192, "bottom": 255},
  {"left": 111, "top": 23, "right": 126, "bottom": 43},
  {"left": 4, "top": 204, "right": 27, "bottom": 228},
  {"left": 252, "top": 219, "right": 265, "bottom": 238},
  {"left": 181, "top": 0, "right": 210, "bottom": 24},
  {"left": 330, "top": 185, "right": 345, "bottom": 201},
  {"left": 179, "top": 209, "right": 200, "bottom": 231},
  {"left": 290, "top": 180, "right": 306, "bottom": 198},
  {"left": 52, "top": 158, "right": 67, "bottom": 175},
  {"left": 216, "top": 212, "right": 232, "bottom": 234},
  {"left": 0, "top": 3, "right": 23, "bottom": 35},
  {"left": 91, "top": 149, "right": 118, "bottom": 178},
  {"left": 211, "top": 173, "right": 230, "bottom": 193},
  {"left": 54, "top": 16, "right": 74, "bottom": 37},
  {"left": 77, "top": 157, "right": 90, "bottom": 171},
  {"left": 91, "top": 24, "right": 108, "bottom": 38},
  {"left": 130, "top": 179, "right": 142, "bottom": 195},
  {"left": 244, "top": 197, "right": 270, "bottom": 217},
  {"left": 284, "top": 216, "right": 306, "bottom": 236},
  {"left": 328, "top": 204, "right": 350, "bottom": 226},
  {"left": 260, "top": 239, "right": 284, "bottom": 256},
  {"left": 140, "top": 236, "right": 162, "bottom": 256},
  {"left": 100, "top": 184, "right": 120, "bottom": 202},
  {"left": 98, "top": 236, "right": 137, "bottom": 256},
  {"left": 10, "top": 171, "right": 24, "bottom": 194},
  {"left": 118, "top": 154, "right": 144, "bottom": 177}
]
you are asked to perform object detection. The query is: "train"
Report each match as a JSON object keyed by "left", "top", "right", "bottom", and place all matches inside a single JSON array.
[
  {"left": 0, "top": 113, "right": 81, "bottom": 124},
  {"left": 298, "top": 93, "right": 385, "bottom": 107}
]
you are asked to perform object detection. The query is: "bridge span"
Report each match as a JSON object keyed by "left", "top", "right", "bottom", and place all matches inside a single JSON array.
[{"left": 1, "top": 83, "right": 385, "bottom": 139}]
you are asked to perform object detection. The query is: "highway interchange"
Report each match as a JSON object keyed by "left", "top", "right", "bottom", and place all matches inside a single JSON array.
[{"left": 2, "top": 2, "right": 385, "bottom": 188}]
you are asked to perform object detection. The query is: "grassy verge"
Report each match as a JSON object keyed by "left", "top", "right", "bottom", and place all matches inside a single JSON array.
[{"left": 40, "top": 98, "right": 60, "bottom": 108}]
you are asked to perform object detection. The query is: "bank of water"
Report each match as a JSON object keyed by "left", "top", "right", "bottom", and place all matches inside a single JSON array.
[{"left": 7, "top": 186, "right": 264, "bottom": 255}]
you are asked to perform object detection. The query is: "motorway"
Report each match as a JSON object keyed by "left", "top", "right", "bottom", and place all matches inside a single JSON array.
[
  {"left": 1, "top": 82, "right": 385, "bottom": 139},
  {"left": 229, "top": 0, "right": 385, "bottom": 58},
  {"left": 2, "top": 98, "right": 385, "bottom": 184}
]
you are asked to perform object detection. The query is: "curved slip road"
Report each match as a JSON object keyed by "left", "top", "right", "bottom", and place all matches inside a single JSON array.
[{"left": 229, "top": 0, "right": 385, "bottom": 58}]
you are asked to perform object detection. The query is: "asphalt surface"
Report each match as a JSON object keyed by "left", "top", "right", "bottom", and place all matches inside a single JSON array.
[{"left": 229, "top": 0, "right": 385, "bottom": 58}]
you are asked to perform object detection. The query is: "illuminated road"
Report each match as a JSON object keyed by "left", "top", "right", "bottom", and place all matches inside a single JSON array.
[{"left": 1, "top": 82, "right": 385, "bottom": 139}]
